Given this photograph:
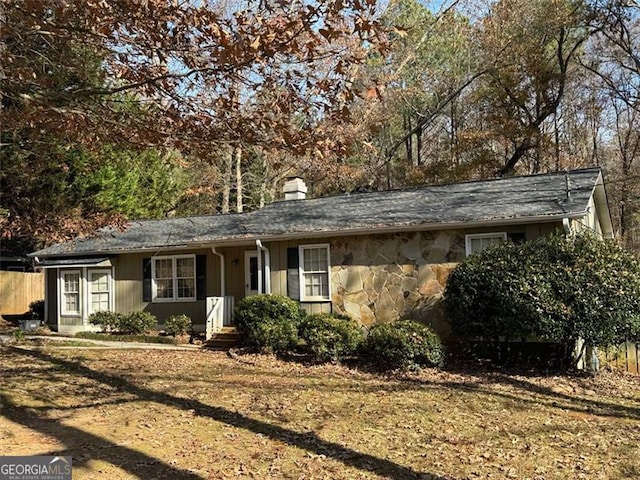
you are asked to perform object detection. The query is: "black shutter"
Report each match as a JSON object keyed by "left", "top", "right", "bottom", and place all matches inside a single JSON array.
[
  {"left": 287, "top": 247, "right": 300, "bottom": 300},
  {"left": 196, "top": 254, "right": 207, "bottom": 300},
  {"left": 142, "top": 258, "right": 152, "bottom": 302}
]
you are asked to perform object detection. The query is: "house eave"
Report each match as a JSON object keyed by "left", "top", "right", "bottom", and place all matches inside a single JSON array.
[{"left": 31, "top": 212, "right": 586, "bottom": 259}]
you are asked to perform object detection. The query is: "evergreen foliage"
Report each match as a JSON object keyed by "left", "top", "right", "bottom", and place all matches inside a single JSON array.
[
  {"left": 360, "top": 320, "right": 445, "bottom": 371},
  {"left": 445, "top": 232, "right": 640, "bottom": 363},
  {"left": 234, "top": 294, "right": 305, "bottom": 354},
  {"left": 298, "top": 313, "right": 364, "bottom": 362}
]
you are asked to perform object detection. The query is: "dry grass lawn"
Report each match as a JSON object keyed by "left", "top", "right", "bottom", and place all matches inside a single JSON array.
[{"left": 1, "top": 343, "right": 639, "bottom": 479}]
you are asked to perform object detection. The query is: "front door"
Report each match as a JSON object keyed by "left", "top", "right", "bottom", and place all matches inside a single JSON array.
[{"left": 244, "top": 250, "right": 261, "bottom": 296}]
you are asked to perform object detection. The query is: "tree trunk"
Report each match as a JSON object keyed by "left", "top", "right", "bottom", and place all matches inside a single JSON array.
[
  {"left": 220, "top": 146, "right": 232, "bottom": 214},
  {"left": 235, "top": 145, "right": 243, "bottom": 213},
  {"left": 258, "top": 153, "right": 268, "bottom": 208}
]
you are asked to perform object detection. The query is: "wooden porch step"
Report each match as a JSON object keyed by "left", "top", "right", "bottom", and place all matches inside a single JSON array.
[{"left": 204, "top": 327, "right": 241, "bottom": 350}]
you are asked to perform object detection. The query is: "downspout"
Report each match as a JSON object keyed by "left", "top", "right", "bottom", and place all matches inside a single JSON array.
[
  {"left": 562, "top": 217, "right": 572, "bottom": 236},
  {"left": 211, "top": 247, "right": 225, "bottom": 296},
  {"left": 256, "top": 240, "right": 271, "bottom": 294}
]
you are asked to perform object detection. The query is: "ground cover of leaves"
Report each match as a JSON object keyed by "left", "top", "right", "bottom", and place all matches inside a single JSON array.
[{"left": 0, "top": 344, "right": 638, "bottom": 479}]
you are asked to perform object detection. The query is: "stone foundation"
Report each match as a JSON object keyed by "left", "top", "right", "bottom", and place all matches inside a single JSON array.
[{"left": 330, "top": 231, "right": 465, "bottom": 339}]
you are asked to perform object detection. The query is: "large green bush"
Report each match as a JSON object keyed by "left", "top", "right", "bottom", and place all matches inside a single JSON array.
[
  {"left": 299, "top": 313, "right": 364, "bottom": 362},
  {"left": 88, "top": 311, "right": 123, "bottom": 332},
  {"left": 445, "top": 231, "right": 640, "bottom": 364},
  {"left": 360, "top": 320, "right": 445, "bottom": 371},
  {"left": 118, "top": 311, "right": 157, "bottom": 335},
  {"left": 234, "top": 294, "right": 305, "bottom": 354}
]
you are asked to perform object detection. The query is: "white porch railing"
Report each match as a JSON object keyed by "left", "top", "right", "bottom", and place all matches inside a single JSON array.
[{"left": 205, "top": 296, "right": 235, "bottom": 340}]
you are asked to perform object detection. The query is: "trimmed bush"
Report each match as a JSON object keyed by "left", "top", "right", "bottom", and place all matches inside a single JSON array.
[
  {"left": 119, "top": 311, "right": 157, "bottom": 335},
  {"left": 299, "top": 313, "right": 364, "bottom": 362},
  {"left": 445, "top": 231, "right": 640, "bottom": 367},
  {"left": 165, "top": 314, "right": 192, "bottom": 337},
  {"left": 234, "top": 294, "right": 305, "bottom": 354},
  {"left": 88, "top": 311, "right": 123, "bottom": 332},
  {"left": 360, "top": 320, "right": 445, "bottom": 371}
]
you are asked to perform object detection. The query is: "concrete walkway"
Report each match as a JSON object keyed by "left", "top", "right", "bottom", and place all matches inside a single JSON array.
[{"left": 0, "top": 333, "right": 202, "bottom": 350}]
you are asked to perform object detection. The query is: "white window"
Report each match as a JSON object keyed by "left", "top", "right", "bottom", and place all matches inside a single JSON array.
[
  {"left": 465, "top": 232, "right": 508, "bottom": 256},
  {"left": 89, "top": 270, "right": 112, "bottom": 314},
  {"left": 299, "top": 244, "right": 330, "bottom": 301},
  {"left": 152, "top": 255, "right": 196, "bottom": 302},
  {"left": 62, "top": 270, "right": 81, "bottom": 315}
]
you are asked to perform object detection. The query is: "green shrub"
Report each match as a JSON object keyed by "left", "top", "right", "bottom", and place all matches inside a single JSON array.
[
  {"left": 299, "top": 313, "right": 364, "bottom": 362},
  {"left": 444, "top": 231, "right": 640, "bottom": 367},
  {"left": 360, "top": 320, "right": 445, "bottom": 371},
  {"left": 119, "top": 311, "right": 157, "bottom": 335},
  {"left": 234, "top": 294, "right": 305, "bottom": 354},
  {"left": 165, "top": 314, "right": 192, "bottom": 337},
  {"left": 12, "top": 329, "right": 26, "bottom": 343},
  {"left": 88, "top": 311, "right": 123, "bottom": 332}
]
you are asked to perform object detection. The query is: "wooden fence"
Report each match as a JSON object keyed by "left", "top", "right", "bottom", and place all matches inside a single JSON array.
[
  {"left": 0, "top": 271, "right": 44, "bottom": 316},
  {"left": 601, "top": 343, "right": 640, "bottom": 375}
]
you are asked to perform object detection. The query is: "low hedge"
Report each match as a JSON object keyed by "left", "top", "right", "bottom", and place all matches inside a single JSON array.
[
  {"left": 87, "top": 310, "right": 156, "bottom": 335},
  {"left": 299, "top": 313, "right": 364, "bottom": 362},
  {"left": 360, "top": 320, "right": 445, "bottom": 371}
]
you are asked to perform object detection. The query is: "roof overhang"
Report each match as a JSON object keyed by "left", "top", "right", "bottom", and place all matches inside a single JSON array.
[
  {"left": 31, "top": 212, "right": 586, "bottom": 258},
  {"left": 35, "top": 256, "right": 113, "bottom": 269}
]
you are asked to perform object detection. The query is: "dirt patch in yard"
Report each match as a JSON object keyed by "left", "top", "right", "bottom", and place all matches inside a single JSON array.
[{"left": 1, "top": 345, "right": 639, "bottom": 479}]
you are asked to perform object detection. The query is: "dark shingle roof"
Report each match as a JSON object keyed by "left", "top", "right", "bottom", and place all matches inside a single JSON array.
[{"left": 32, "top": 168, "right": 603, "bottom": 257}]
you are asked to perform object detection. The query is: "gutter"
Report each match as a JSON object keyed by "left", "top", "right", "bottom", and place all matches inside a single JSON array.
[
  {"left": 256, "top": 240, "right": 271, "bottom": 294},
  {"left": 211, "top": 247, "right": 225, "bottom": 296}
]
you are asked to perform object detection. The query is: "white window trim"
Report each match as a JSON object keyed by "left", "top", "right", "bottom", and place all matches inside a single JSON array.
[
  {"left": 465, "top": 232, "right": 508, "bottom": 256},
  {"left": 88, "top": 269, "right": 114, "bottom": 315},
  {"left": 151, "top": 254, "right": 197, "bottom": 303},
  {"left": 60, "top": 269, "right": 82, "bottom": 316},
  {"left": 298, "top": 243, "right": 331, "bottom": 302}
]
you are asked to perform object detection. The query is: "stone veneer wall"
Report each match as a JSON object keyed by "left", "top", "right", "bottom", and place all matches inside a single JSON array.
[{"left": 330, "top": 231, "right": 466, "bottom": 339}]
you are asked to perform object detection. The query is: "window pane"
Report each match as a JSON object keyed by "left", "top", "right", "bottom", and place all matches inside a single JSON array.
[
  {"left": 156, "top": 279, "right": 173, "bottom": 298},
  {"left": 65, "top": 293, "right": 79, "bottom": 312},
  {"left": 90, "top": 272, "right": 109, "bottom": 292},
  {"left": 91, "top": 293, "right": 109, "bottom": 311},
  {"left": 469, "top": 235, "right": 505, "bottom": 255},
  {"left": 155, "top": 259, "right": 173, "bottom": 279},
  {"left": 303, "top": 247, "right": 327, "bottom": 272},
  {"left": 64, "top": 273, "right": 80, "bottom": 293},
  {"left": 176, "top": 257, "right": 194, "bottom": 278},
  {"left": 177, "top": 278, "right": 195, "bottom": 298}
]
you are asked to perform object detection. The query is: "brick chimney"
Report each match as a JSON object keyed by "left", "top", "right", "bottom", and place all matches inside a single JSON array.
[{"left": 283, "top": 177, "right": 307, "bottom": 201}]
